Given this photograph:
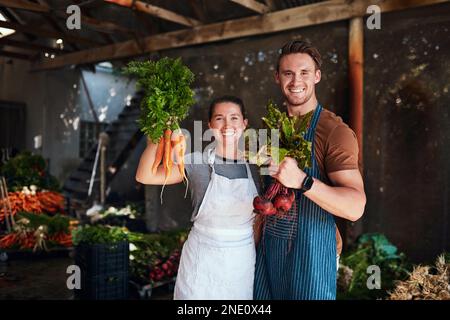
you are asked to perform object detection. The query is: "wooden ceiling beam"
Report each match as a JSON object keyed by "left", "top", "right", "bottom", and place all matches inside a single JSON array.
[
  {"left": 0, "top": 20, "right": 102, "bottom": 47},
  {"left": 32, "top": 0, "right": 450, "bottom": 71},
  {"left": 0, "top": 0, "right": 49, "bottom": 12},
  {"left": 188, "top": 0, "right": 208, "bottom": 23},
  {"left": 0, "top": 6, "right": 36, "bottom": 42},
  {"left": 0, "top": 49, "right": 32, "bottom": 60},
  {"left": 0, "top": 38, "right": 70, "bottom": 53},
  {"left": 48, "top": 11, "right": 136, "bottom": 36},
  {"left": 104, "top": 0, "right": 201, "bottom": 27},
  {"left": 34, "top": 0, "right": 82, "bottom": 50},
  {"left": 0, "top": 0, "right": 135, "bottom": 36},
  {"left": 229, "top": 0, "right": 270, "bottom": 14},
  {"left": 263, "top": 0, "right": 278, "bottom": 10}
]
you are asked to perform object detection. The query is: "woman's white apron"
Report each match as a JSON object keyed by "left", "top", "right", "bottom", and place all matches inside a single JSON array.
[{"left": 174, "top": 148, "right": 258, "bottom": 300}]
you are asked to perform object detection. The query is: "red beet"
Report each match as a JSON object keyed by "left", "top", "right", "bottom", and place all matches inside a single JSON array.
[
  {"left": 289, "top": 190, "right": 295, "bottom": 203},
  {"left": 273, "top": 195, "right": 293, "bottom": 212},
  {"left": 253, "top": 196, "right": 271, "bottom": 211},
  {"left": 255, "top": 179, "right": 297, "bottom": 216},
  {"left": 262, "top": 205, "right": 277, "bottom": 216},
  {"left": 253, "top": 196, "right": 276, "bottom": 215},
  {"left": 264, "top": 181, "right": 282, "bottom": 200}
]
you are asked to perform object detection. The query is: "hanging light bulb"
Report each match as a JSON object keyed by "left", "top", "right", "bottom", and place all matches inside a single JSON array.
[{"left": 55, "top": 38, "right": 64, "bottom": 50}]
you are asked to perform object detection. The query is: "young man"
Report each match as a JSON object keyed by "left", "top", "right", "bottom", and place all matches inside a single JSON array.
[{"left": 254, "top": 40, "right": 366, "bottom": 300}]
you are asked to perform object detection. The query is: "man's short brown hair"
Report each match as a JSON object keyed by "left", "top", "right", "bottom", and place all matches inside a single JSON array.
[{"left": 277, "top": 40, "right": 322, "bottom": 71}]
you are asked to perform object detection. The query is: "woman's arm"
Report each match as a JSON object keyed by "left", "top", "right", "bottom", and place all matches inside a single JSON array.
[{"left": 135, "top": 137, "right": 184, "bottom": 185}]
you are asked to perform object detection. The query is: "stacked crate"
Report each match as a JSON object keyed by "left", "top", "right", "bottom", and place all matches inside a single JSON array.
[{"left": 74, "top": 241, "right": 129, "bottom": 300}]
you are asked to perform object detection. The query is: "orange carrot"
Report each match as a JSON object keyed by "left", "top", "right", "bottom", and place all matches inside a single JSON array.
[
  {"left": 163, "top": 129, "right": 173, "bottom": 181},
  {"left": 172, "top": 133, "right": 189, "bottom": 198},
  {"left": 0, "top": 233, "right": 17, "bottom": 248},
  {"left": 152, "top": 137, "right": 165, "bottom": 174},
  {"left": 160, "top": 129, "right": 173, "bottom": 203},
  {"left": 172, "top": 135, "right": 187, "bottom": 181}
]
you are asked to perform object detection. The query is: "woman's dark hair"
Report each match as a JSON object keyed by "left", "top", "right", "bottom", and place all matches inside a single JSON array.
[
  {"left": 277, "top": 40, "right": 322, "bottom": 71},
  {"left": 208, "top": 95, "right": 247, "bottom": 120}
]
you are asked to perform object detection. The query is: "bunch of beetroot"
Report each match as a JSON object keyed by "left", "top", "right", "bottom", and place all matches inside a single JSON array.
[
  {"left": 253, "top": 180, "right": 295, "bottom": 216},
  {"left": 149, "top": 249, "right": 180, "bottom": 283}
]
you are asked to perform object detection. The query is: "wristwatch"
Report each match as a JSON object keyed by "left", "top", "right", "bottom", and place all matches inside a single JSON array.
[{"left": 300, "top": 175, "right": 314, "bottom": 193}]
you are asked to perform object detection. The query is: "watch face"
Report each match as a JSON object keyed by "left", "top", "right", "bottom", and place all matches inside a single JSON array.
[{"left": 303, "top": 176, "right": 314, "bottom": 191}]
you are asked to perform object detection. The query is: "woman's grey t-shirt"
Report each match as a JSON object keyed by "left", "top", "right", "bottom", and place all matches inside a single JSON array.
[{"left": 184, "top": 151, "right": 261, "bottom": 220}]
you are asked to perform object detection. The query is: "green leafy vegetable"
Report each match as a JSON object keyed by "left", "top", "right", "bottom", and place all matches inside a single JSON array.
[
  {"left": 16, "top": 212, "right": 72, "bottom": 235},
  {"left": 338, "top": 233, "right": 411, "bottom": 300},
  {"left": 248, "top": 101, "right": 313, "bottom": 168},
  {"left": 123, "top": 57, "right": 196, "bottom": 143},
  {"left": 0, "top": 152, "right": 60, "bottom": 192},
  {"left": 72, "top": 225, "right": 128, "bottom": 245}
]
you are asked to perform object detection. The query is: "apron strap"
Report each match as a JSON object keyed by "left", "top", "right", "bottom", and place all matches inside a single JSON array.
[{"left": 207, "top": 148, "right": 216, "bottom": 173}]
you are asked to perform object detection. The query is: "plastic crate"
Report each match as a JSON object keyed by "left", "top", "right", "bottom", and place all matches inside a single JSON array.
[
  {"left": 74, "top": 241, "right": 129, "bottom": 276},
  {"left": 74, "top": 241, "right": 129, "bottom": 300},
  {"left": 76, "top": 271, "right": 129, "bottom": 300}
]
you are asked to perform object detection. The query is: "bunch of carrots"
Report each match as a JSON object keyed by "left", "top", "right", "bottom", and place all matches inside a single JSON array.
[
  {"left": 36, "top": 192, "right": 65, "bottom": 214},
  {"left": 0, "top": 231, "right": 73, "bottom": 249},
  {"left": 0, "top": 191, "right": 65, "bottom": 221},
  {"left": 152, "top": 129, "right": 188, "bottom": 186},
  {"left": 48, "top": 232, "right": 73, "bottom": 247},
  {"left": 0, "top": 233, "right": 20, "bottom": 249},
  {"left": 0, "top": 232, "right": 35, "bottom": 249}
]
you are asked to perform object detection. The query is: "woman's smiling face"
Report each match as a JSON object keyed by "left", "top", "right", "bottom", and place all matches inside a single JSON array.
[{"left": 208, "top": 102, "right": 248, "bottom": 146}]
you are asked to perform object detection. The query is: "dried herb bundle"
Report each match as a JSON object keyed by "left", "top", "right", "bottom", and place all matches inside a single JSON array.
[{"left": 388, "top": 254, "right": 450, "bottom": 300}]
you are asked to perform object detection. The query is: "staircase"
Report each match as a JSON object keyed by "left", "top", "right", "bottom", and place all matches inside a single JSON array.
[{"left": 63, "top": 91, "right": 144, "bottom": 209}]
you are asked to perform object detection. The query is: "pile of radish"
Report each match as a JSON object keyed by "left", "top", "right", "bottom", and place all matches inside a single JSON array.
[
  {"left": 149, "top": 249, "right": 181, "bottom": 283},
  {"left": 253, "top": 180, "right": 295, "bottom": 216}
]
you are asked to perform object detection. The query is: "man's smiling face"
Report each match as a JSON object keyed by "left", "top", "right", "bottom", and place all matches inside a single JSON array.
[{"left": 276, "top": 53, "right": 321, "bottom": 110}]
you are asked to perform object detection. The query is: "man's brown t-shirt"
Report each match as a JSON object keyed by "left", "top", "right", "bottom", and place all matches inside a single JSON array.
[{"left": 313, "top": 108, "right": 360, "bottom": 255}]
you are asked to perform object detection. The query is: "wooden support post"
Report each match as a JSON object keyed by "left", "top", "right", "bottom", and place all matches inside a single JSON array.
[
  {"left": 349, "top": 17, "right": 364, "bottom": 172},
  {"left": 346, "top": 17, "right": 364, "bottom": 247}
]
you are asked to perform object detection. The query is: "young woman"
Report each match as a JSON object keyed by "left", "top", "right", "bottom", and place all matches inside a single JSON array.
[{"left": 135, "top": 96, "right": 259, "bottom": 300}]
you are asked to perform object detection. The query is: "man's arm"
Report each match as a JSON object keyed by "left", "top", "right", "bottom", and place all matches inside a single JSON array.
[{"left": 270, "top": 157, "right": 366, "bottom": 221}]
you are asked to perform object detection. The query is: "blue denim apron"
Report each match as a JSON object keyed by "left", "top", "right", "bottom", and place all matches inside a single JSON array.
[{"left": 254, "top": 104, "right": 337, "bottom": 300}]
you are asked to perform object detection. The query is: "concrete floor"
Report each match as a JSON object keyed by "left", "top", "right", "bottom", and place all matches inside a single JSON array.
[{"left": 0, "top": 253, "right": 173, "bottom": 300}]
